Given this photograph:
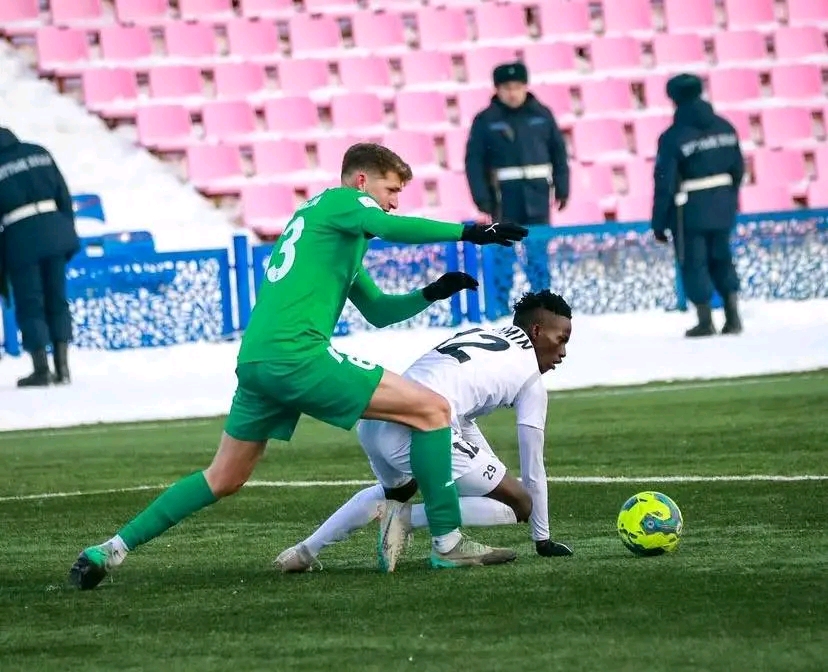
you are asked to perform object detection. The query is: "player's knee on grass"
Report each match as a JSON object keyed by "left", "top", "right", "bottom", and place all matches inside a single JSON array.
[
  {"left": 489, "top": 476, "right": 533, "bottom": 522},
  {"left": 384, "top": 478, "right": 418, "bottom": 503},
  {"left": 204, "top": 433, "right": 266, "bottom": 498}
]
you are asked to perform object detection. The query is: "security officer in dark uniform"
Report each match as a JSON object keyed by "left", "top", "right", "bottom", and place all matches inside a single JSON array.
[
  {"left": 465, "top": 62, "right": 569, "bottom": 319},
  {"left": 0, "top": 126, "right": 79, "bottom": 386},
  {"left": 651, "top": 74, "right": 745, "bottom": 337}
]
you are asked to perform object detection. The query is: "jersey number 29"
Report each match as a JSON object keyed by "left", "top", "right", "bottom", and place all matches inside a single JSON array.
[
  {"left": 435, "top": 328, "right": 510, "bottom": 363},
  {"left": 266, "top": 216, "right": 305, "bottom": 283}
]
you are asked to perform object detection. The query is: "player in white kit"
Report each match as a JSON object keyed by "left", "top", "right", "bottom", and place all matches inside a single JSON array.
[{"left": 274, "top": 290, "right": 574, "bottom": 572}]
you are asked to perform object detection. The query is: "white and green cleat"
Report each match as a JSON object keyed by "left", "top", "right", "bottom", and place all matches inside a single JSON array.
[
  {"left": 273, "top": 543, "right": 322, "bottom": 573},
  {"left": 430, "top": 536, "right": 517, "bottom": 569},
  {"left": 377, "top": 500, "right": 412, "bottom": 573}
]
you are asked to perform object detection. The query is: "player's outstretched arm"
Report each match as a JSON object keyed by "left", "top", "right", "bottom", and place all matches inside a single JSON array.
[
  {"left": 349, "top": 267, "right": 477, "bottom": 328},
  {"left": 517, "top": 423, "right": 550, "bottom": 543}
]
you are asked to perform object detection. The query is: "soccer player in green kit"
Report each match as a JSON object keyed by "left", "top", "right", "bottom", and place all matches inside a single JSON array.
[{"left": 69, "top": 143, "right": 528, "bottom": 589}]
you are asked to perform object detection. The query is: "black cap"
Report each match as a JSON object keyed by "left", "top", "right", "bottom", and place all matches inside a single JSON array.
[
  {"left": 666, "top": 73, "right": 703, "bottom": 105},
  {"left": 493, "top": 62, "right": 528, "bottom": 87}
]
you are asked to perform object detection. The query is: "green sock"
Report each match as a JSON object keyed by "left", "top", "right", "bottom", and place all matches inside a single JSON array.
[
  {"left": 409, "top": 426, "right": 461, "bottom": 537},
  {"left": 117, "top": 471, "right": 218, "bottom": 550}
]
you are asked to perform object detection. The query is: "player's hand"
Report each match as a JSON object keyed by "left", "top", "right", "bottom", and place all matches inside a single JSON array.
[
  {"left": 422, "top": 272, "right": 479, "bottom": 302},
  {"left": 475, "top": 211, "right": 493, "bottom": 225},
  {"left": 535, "top": 539, "right": 574, "bottom": 557},
  {"left": 653, "top": 230, "right": 669, "bottom": 244},
  {"left": 461, "top": 222, "right": 529, "bottom": 247}
]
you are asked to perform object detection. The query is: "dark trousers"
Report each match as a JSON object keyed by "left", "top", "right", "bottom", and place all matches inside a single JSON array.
[
  {"left": 676, "top": 229, "right": 740, "bottom": 306},
  {"left": 491, "top": 219, "right": 550, "bottom": 318},
  {"left": 8, "top": 256, "right": 72, "bottom": 353}
]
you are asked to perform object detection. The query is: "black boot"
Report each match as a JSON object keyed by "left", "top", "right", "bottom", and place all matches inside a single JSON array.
[
  {"left": 53, "top": 341, "right": 71, "bottom": 384},
  {"left": 17, "top": 349, "right": 52, "bottom": 387},
  {"left": 685, "top": 303, "right": 716, "bottom": 338},
  {"left": 721, "top": 293, "right": 743, "bottom": 335}
]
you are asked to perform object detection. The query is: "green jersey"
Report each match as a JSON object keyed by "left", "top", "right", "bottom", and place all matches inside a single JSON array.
[{"left": 238, "top": 187, "right": 464, "bottom": 363}]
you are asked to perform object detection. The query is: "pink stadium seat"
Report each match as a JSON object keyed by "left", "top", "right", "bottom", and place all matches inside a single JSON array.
[
  {"left": 641, "top": 74, "right": 672, "bottom": 111},
  {"left": 572, "top": 119, "right": 629, "bottom": 162},
  {"left": 724, "top": 0, "right": 776, "bottom": 30},
  {"left": 632, "top": 115, "right": 671, "bottom": 158},
  {"left": 623, "top": 157, "right": 655, "bottom": 197},
  {"left": 554, "top": 199, "right": 605, "bottom": 226},
  {"left": 35, "top": 26, "right": 89, "bottom": 75},
  {"left": 590, "top": 37, "right": 642, "bottom": 72},
  {"left": 534, "top": 83, "right": 574, "bottom": 117},
  {"left": 771, "top": 64, "right": 823, "bottom": 100},
  {"left": 316, "top": 135, "right": 373, "bottom": 174},
  {"left": 202, "top": 100, "right": 258, "bottom": 141},
  {"left": 723, "top": 109, "right": 753, "bottom": 142},
  {"left": 570, "top": 163, "right": 615, "bottom": 199},
  {"left": 663, "top": 0, "right": 717, "bottom": 33},
  {"left": 81, "top": 68, "right": 138, "bottom": 117},
  {"left": 813, "top": 145, "right": 828, "bottom": 179},
  {"left": 465, "top": 47, "right": 520, "bottom": 85},
  {"left": 738, "top": 184, "right": 792, "bottom": 213},
  {"left": 226, "top": 19, "right": 281, "bottom": 63},
  {"left": 653, "top": 34, "right": 707, "bottom": 67},
  {"left": 401, "top": 51, "right": 454, "bottom": 88},
  {"left": 99, "top": 25, "right": 154, "bottom": 64},
  {"left": 330, "top": 92, "right": 384, "bottom": 131},
  {"left": 396, "top": 177, "right": 427, "bottom": 212},
  {"left": 473, "top": 4, "right": 528, "bottom": 45},
  {"left": 186, "top": 144, "right": 245, "bottom": 194},
  {"left": 537, "top": 0, "right": 592, "bottom": 40},
  {"left": 708, "top": 68, "right": 761, "bottom": 106},
  {"left": 806, "top": 179, "right": 828, "bottom": 208},
  {"left": 214, "top": 62, "right": 267, "bottom": 99},
  {"left": 456, "top": 87, "right": 493, "bottom": 126},
  {"left": 178, "top": 0, "right": 235, "bottom": 22},
  {"left": 303, "top": 0, "right": 361, "bottom": 14},
  {"left": 237, "top": 0, "right": 294, "bottom": 19},
  {"left": 381, "top": 130, "right": 438, "bottom": 169},
  {"left": 601, "top": 0, "right": 654, "bottom": 36},
  {"left": 290, "top": 15, "right": 342, "bottom": 55},
  {"left": 615, "top": 195, "right": 652, "bottom": 221},
  {"left": 443, "top": 128, "right": 468, "bottom": 172},
  {"left": 785, "top": 0, "right": 828, "bottom": 27},
  {"left": 521, "top": 42, "right": 577, "bottom": 76},
  {"left": 580, "top": 78, "right": 633, "bottom": 115},
  {"left": 351, "top": 11, "right": 407, "bottom": 53},
  {"left": 242, "top": 183, "right": 296, "bottom": 236},
  {"left": 164, "top": 22, "right": 218, "bottom": 60},
  {"left": 252, "top": 139, "right": 309, "bottom": 178},
  {"left": 395, "top": 91, "right": 450, "bottom": 130},
  {"left": 0, "top": 0, "right": 40, "bottom": 34},
  {"left": 50, "top": 0, "right": 105, "bottom": 27},
  {"left": 136, "top": 104, "right": 194, "bottom": 151},
  {"left": 149, "top": 66, "right": 205, "bottom": 102},
  {"left": 774, "top": 27, "right": 827, "bottom": 60},
  {"left": 263, "top": 96, "right": 320, "bottom": 134},
  {"left": 338, "top": 56, "right": 393, "bottom": 93},
  {"left": 114, "top": 0, "right": 170, "bottom": 25},
  {"left": 278, "top": 59, "right": 330, "bottom": 95},
  {"left": 713, "top": 31, "right": 767, "bottom": 64},
  {"left": 752, "top": 149, "right": 808, "bottom": 197},
  {"left": 435, "top": 172, "right": 476, "bottom": 211},
  {"left": 416, "top": 7, "right": 469, "bottom": 49},
  {"left": 760, "top": 107, "right": 814, "bottom": 148}
]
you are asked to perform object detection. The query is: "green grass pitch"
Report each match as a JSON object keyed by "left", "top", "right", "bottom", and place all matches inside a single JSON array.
[{"left": 1, "top": 371, "right": 826, "bottom": 672}]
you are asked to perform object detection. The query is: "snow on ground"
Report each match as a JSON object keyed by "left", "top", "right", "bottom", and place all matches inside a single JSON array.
[{"left": 1, "top": 299, "right": 826, "bottom": 432}]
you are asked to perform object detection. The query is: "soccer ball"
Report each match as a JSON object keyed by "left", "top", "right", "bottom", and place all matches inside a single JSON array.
[{"left": 616, "top": 491, "right": 683, "bottom": 556}]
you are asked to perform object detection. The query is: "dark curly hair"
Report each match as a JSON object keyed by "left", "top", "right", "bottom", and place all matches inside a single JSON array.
[{"left": 512, "top": 290, "right": 572, "bottom": 330}]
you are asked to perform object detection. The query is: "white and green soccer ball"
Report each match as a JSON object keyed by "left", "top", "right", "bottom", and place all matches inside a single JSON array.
[{"left": 617, "top": 491, "right": 683, "bottom": 556}]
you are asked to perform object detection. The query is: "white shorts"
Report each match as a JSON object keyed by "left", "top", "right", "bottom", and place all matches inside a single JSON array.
[{"left": 356, "top": 419, "right": 507, "bottom": 497}]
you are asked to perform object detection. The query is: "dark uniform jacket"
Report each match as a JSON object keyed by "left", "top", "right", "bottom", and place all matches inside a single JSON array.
[
  {"left": 651, "top": 99, "right": 745, "bottom": 236},
  {"left": 465, "top": 93, "right": 569, "bottom": 224}
]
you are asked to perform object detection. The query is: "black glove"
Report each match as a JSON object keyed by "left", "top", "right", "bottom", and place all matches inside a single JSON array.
[
  {"left": 653, "top": 230, "right": 669, "bottom": 244},
  {"left": 422, "top": 272, "right": 478, "bottom": 302},
  {"left": 460, "top": 222, "right": 529, "bottom": 247},
  {"left": 536, "top": 539, "right": 574, "bottom": 557}
]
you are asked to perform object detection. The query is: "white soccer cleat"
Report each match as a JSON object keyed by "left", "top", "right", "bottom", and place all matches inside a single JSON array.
[
  {"left": 273, "top": 543, "right": 321, "bottom": 573},
  {"left": 377, "top": 500, "right": 412, "bottom": 573},
  {"left": 430, "top": 535, "right": 517, "bottom": 569}
]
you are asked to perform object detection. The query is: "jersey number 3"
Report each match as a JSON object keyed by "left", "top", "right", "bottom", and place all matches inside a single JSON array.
[
  {"left": 266, "top": 216, "right": 305, "bottom": 283},
  {"left": 435, "top": 328, "right": 510, "bottom": 363}
]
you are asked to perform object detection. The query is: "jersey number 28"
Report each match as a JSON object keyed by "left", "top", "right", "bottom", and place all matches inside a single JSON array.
[
  {"left": 435, "top": 328, "right": 510, "bottom": 364},
  {"left": 266, "top": 216, "right": 305, "bottom": 283}
]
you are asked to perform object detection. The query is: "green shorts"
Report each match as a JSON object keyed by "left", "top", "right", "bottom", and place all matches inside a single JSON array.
[{"left": 224, "top": 344, "right": 384, "bottom": 442}]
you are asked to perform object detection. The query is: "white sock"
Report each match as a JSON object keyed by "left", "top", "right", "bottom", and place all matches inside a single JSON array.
[
  {"left": 415, "top": 498, "right": 517, "bottom": 530},
  {"left": 303, "top": 484, "right": 385, "bottom": 557},
  {"left": 432, "top": 529, "right": 462, "bottom": 553},
  {"left": 105, "top": 535, "right": 129, "bottom": 565}
]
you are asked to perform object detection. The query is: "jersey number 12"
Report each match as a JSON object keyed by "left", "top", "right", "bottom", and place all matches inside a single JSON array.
[{"left": 435, "top": 328, "right": 510, "bottom": 364}]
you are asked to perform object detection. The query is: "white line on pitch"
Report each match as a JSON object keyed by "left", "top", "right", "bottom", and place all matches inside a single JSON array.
[{"left": 1, "top": 474, "right": 826, "bottom": 503}]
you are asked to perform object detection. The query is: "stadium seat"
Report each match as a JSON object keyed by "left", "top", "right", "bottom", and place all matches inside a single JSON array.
[
  {"left": 632, "top": 115, "right": 671, "bottom": 158},
  {"left": 713, "top": 30, "right": 768, "bottom": 65},
  {"left": 456, "top": 87, "right": 494, "bottom": 126},
  {"left": 136, "top": 104, "right": 195, "bottom": 151},
  {"left": 752, "top": 148, "right": 808, "bottom": 196},
  {"left": 652, "top": 34, "right": 707, "bottom": 67},
  {"left": 252, "top": 139, "right": 310, "bottom": 178},
  {"left": 812, "top": 145, "right": 828, "bottom": 179},
  {"left": 723, "top": 108, "right": 753, "bottom": 143},
  {"left": 303, "top": 0, "right": 362, "bottom": 15},
  {"left": 600, "top": 0, "right": 654, "bottom": 37},
  {"left": 534, "top": 82, "right": 574, "bottom": 117},
  {"left": 580, "top": 78, "right": 633, "bottom": 115},
  {"left": 263, "top": 96, "right": 320, "bottom": 134},
  {"left": 521, "top": 42, "right": 577, "bottom": 77},
  {"left": 623, "top": 157, "right": 655, "bottom": 197},
  {"left": 241, "top": 183, "right": 296, "bottom": 236},
  {"left": 81, "top": 68, "right": 139, "bottom": 118},
  {"left": 202, "top": 100, "right": 258, "bottom": 142},
  {"left": 435, "top": 172, "right": 476, "bottom": 211},
  {"left": 289, "top": 15, "right": 342, "bottom": 56},
  {"left": 400, "top": 50, "right": 455, "bottom": 89},
  {"left": 213, "top": 62, "right": 267, "bottom": 99},
  {"left": 723, "top": 0, "right": 776, "bottom": 30},
  {"left": 338, "top": 56, "right": 394, "bottom": 95},
  {"left": 443, "top": 128, "right": 468, "bottom": 172},
  {"left": 472, "top": 4, "right": 529, "bottom": 45},
  {"left": 50, "top": 0, "right": 106, "bottom": 28},
  {"left": 760, "top": 107, "right": 814, "bottom": 148},
  {"left": 395, "top": 90, "right": 451, "bottom": 130},
  {"left": 785, "top": 0, "right": 828, "bottom": 27},
  {"left": 0, "top": 0, "right": 41, "bottom": 35},
  {"left": 329, "top": 92, "right": 385, "bottom": 131},
  {"left": 614, "top": 194, "right": 653, "bottom": 221},
  {"left": 186, "top": 144, "right": 245, "bottom": 193},
  {"left": 536, "top": 0, "right": 592, "bottom": 40},
  {"left": 396, "top": 177, "right": 428, "bottom": 212},
  {"left": 351, "top": 11, "right": 408, "bottom": 53},
  {"left": 738, "top": 184, "right": 792, "bottom": 213},
  {"left": 708, "top": 68, "right": 762, "bottom": 106},
  {"left": 35, "top": 26, "right": 89, "bottom": 76},
  {"left": 99, "top": 25, "right": 154, "bottom": 65},
  {"left": 774, "top": 27, "right": 826, "bottom": 61},
  {"left": 114, "top": 0, "right": 170, "bottom": 25},
  {"left": 178, "top": 0, "right": 235, "bottom": 23},
  {"left": 148, "top": 65, "right": 205, "bottom": 104},
  {"left": 237, "top": 0, "right": 294, "bottom": 19},
  {"left": 570, "top": 163, "right": 615, "bottom": 199},
  {"left": 164, "top": 21, "right": 219, "bottom": 61},
  {"left": 590, "top": 37, "right": 643, "bottom": 72},
  {"left": 663, "top": 0, "right": 717, "bottom": 34},
  {"left": 641, "top": 74, "right": 673, "bottom": 111},
  {"left": 465, "top": 47, "right": 521, "bottom": 85},
  {"left": 225, "top": 19, "right": 281, "bottom": 64},
  {"left": 572, "top": 119, "right": 629, "bottom": 162},
  {"left": 770, "top": 64, "right": 823, "bottom": 100},
  {"left": 381, "top": 130, "right": 439, "bottom": 171},
  {"left": 278, "top": 59, "right": 331, "bottom": 95},
  {"left": 415, "top": 7, "right": 469, "bottom": 49},
  {"left": 553, "top": 198, "right": 605, "bottom": 225},
  {"left": 316, "top": 135, "right": 382, "bottom": 174},
  {"left": 806, "top": 179, "right": 828, "bottom": 208}
]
